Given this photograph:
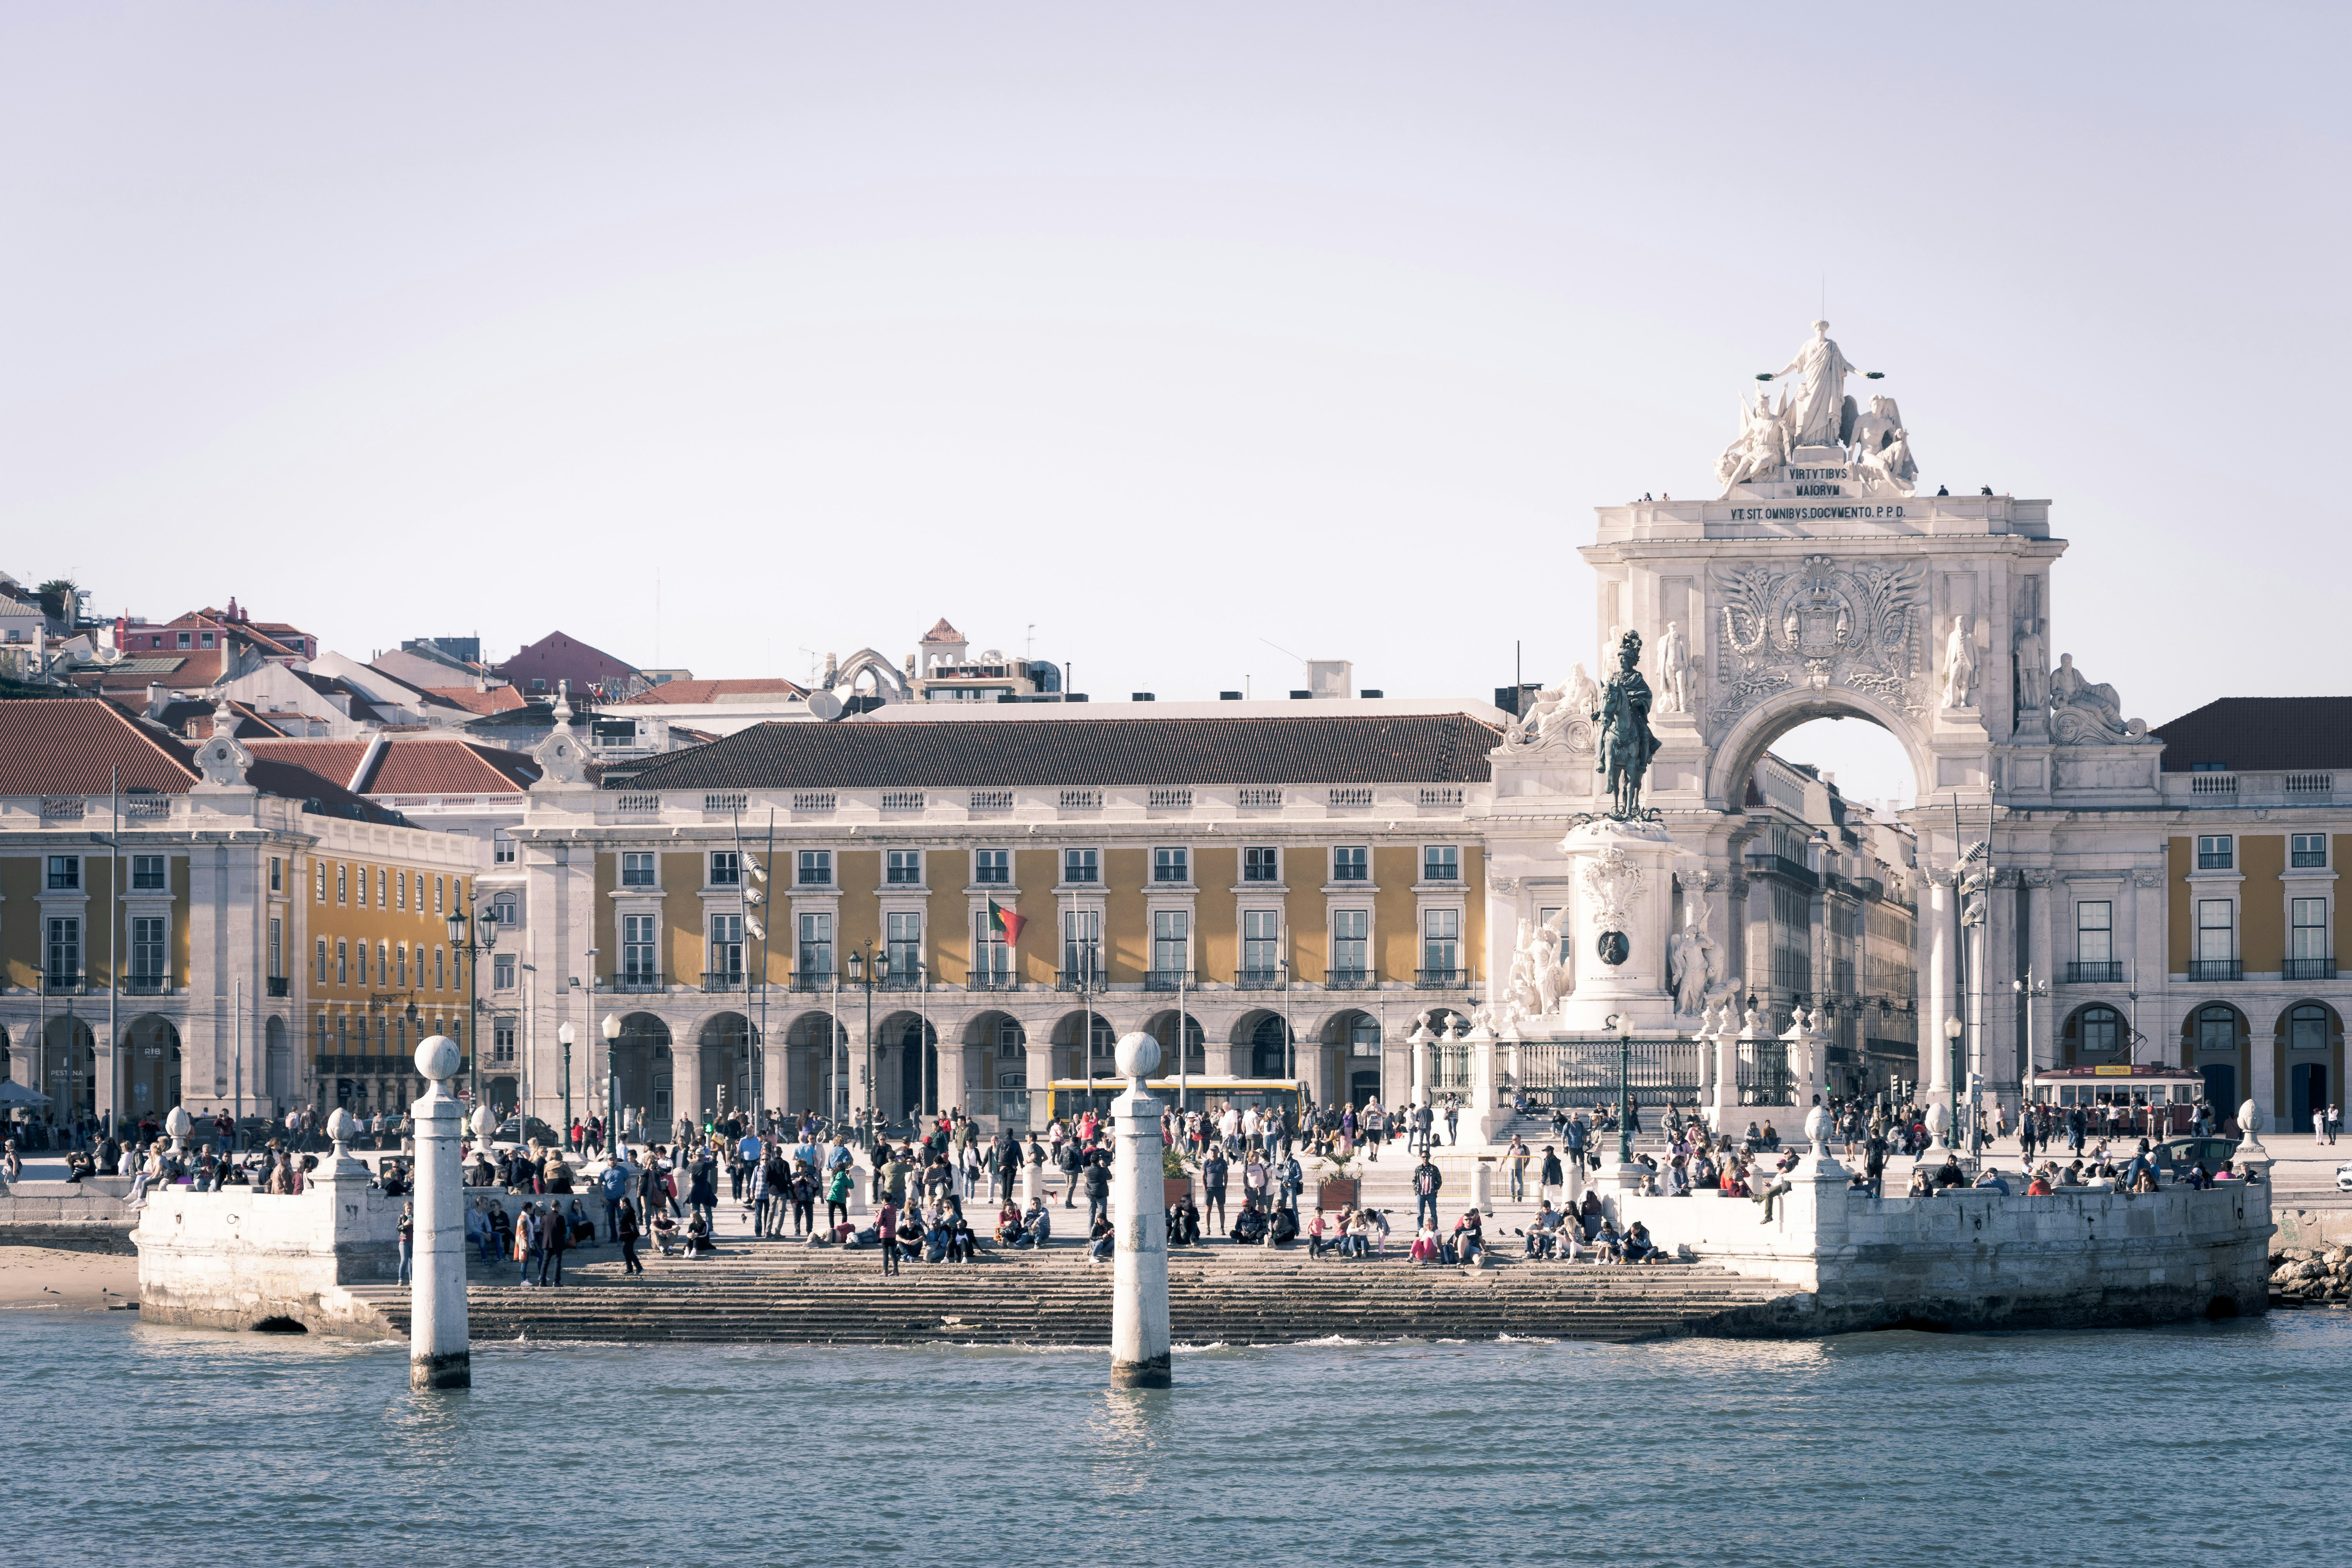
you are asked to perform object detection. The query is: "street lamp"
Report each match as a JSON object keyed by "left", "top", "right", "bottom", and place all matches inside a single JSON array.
[
  {"left": 557, "top": 1022, "right": 574, "bottom": 1145},
  {"left": 446, "top": 902, "right": 497, "bottom": 1109},
  {"left": 1942, "top": 1013, "right": 1964, "bottom": 1151},
  {"left": 846, "top": 942, "right": 886, "bottom": 1150},
  {"left": 602, "top": 1011, "right": 624, "bottom": 1160}
]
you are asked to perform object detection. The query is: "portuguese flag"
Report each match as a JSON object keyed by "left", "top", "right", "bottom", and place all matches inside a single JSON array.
[{"left": 989, "top": 899, "right": 1025, "bottom": 946}]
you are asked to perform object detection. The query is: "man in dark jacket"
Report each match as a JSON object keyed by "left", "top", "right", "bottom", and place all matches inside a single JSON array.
[
  {"left": 1201, "top": 1148, "right": 1230, "bottom": 1229},
  {"left": 1082, "top": 1152, "right": 1111, "bottom": 1228},
  {"left": 1058, "top": 1136, "right": 1083, "bottom": 1207},
  {"left": 1413, "top": 1155, "right": 1443, "bottom": 1230}
]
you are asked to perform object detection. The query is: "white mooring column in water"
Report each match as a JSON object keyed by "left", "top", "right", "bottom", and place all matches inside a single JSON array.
[
  {"left": 1108, "top": 1031, "right": 1172, "bottom": 1389},
  {"left": 409, "top": 1035, "right": 470, "bottom": 1390}
]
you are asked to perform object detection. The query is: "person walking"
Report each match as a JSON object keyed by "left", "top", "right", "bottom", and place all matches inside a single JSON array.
[
  {"left": 539, "top": 1196, "right": 569, "bottom": 1287},
  {"left": 396, "top": 1202, "right": 414, "bottom": 1285},
  {"left": 1443, "top": 1093, "right": 1461, "bottom": 1147},
  {"left": 617, "top": 1198, "right": 644, "bottom": 1274},
  {"left": 1201, "top": 1145, "right": 1229, "bottom": 1230},
  {"left": 1505, "top": 1134, "right": 1531, "bottom": 1202},
  {"left": 876, "top": 1199, "right": 900, "bottom": 1276},
  {"left": 1539, "top": 1145, "right": 1564, "bottom": 1208},
  {"left": 1082, "top": 1150, "right": 1111, "bottom": 1229}
]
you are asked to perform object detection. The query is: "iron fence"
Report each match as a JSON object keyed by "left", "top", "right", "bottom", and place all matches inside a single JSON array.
[
  {"left": 1432, "top": 1042, "right": 1473, "bottom": 1092},
  {"left": 1736, "top": 1038, "right": 1793, "bottom": 1106},
  {"left": 1500, "top": 1033, "right": 1710, "bottom": 1111}
]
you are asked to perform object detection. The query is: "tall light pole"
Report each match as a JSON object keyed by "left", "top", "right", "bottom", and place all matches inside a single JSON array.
[
  {"left": 602, "top": 1011, "right": 624, "bottom": 1160},
  {"left": 846, "top": 941, "right": 883, "bottom": 1149},
  {"left": 445, "top": 899, "right": 497, "bottom": 1110},
  {"left": 1942, "top": 1013, "right": 1964, "bottom": 1152},
  {"left": 557, "top": 1021, "right": 574, "bottom": 1144}
]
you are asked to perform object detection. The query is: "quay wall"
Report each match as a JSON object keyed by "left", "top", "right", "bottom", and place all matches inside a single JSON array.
[
  {"left": 133, "top": 1165, "right": 401, "bottom": 1335},
  {"left": 1615, "top": 1160, "right": 2274, "bottom": 1333},
  {"left": 0, "top": 1178, "right": 136, "bottom": 1252}
]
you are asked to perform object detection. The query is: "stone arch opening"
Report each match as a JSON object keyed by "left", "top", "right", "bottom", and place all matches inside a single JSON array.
[
  {"left": 1142, "top": 1009, "right": 1206, "bottom": 1074},
  {"left": 697, "top": 1012, "right": 753, "bottom": 1123},
  {"left": 1318, "top": 1007, "right": 1385, "bottom": 1109},
  {"left": 1235, "top": 1011, "right": 1293, "bottom": 1079},
  {"left": 2060, "top": 1002, "right": 2129, "bottom": 1067},
  {"left": 1051, "top": 1010, "right": 1117, "bottom": 1081},
  {"left": 2276, "top": 1000, "right": 2344, "bottom": 1135},
  {"left": 122, "top": 1013, "right": 181, "bottom": 1122},
  {"left": 611, "top": 1011, "right": 673, "bottom": 1132},
  {"left": 874, "top": 1009, "right": 938, "bottom": 1120},
  {"left": 1706, "top": 686, "right": 1938, "bottom": 814},
  {"left": 264, "top": 1015, "right": 290, "bottom": 1111},
  {"left": 784, "top": 1010, "right": 848, "bottom": 1119},
  {"left": 2181, "top": 1001, "right": 2248, "bottom": 1117},
  {"left": 42, "top": 1015, "right": 96, "bottom": 1124}
]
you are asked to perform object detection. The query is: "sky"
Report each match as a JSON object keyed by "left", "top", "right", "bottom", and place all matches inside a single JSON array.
[{"left": 5, "top": 5, "right": 2347, "bottom": 810}]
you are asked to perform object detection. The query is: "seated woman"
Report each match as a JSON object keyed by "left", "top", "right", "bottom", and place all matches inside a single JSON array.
[
  {"left": 947, "top": 1213, "right": 977, "bottom": 1263},
  {"left": 1450, "top": 1208, "right": 1485, "bottom": 1265},
  {"left": 1088, "top": 1216, "right": 1115, "bottom": 1262},
  {"left": 1409, "top": 1225, "right": 1441, "bottom": 1265},
  {"left": 2026, "top": 1171, "right": 2055, "bottom": 1196},
  {"left": 1578, "top": 1189, "right": 1606, "bottom": 1240},
  {"left": 1592, "top": 1217, "right": 1623, "bottom": 1264},
  {"left": 996, "top": 1201, "right": 1025, "bottom": 1244},
  {"left": 1347, "top": 1210, "right": 1373, "bottom": 1259},
  {"left": 1622, "top": 1220, "right": 1660, "bottom": 1263},
  {"left": 1268, "top": 1206, "right": 1300, "bottom": 1247},
  {"left": 681, "top": 1210, "right": 716, "bottom": 1255}
]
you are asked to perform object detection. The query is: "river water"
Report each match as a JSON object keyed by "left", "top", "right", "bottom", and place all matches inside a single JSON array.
[{"left": 12, "top": 1313, "right": 2351, "bottom": 1564}]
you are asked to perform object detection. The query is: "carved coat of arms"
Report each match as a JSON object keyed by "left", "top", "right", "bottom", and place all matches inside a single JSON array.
[{"left": 1710, "top": 553, "right": 1924, "bottom": 727}]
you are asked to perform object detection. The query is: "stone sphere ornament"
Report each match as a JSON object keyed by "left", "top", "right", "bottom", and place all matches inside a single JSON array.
[
  {"left": 164, "top": 1105, "right": 193, "bottom": 1149},
  {"left": 326, "top": 1106, "right": 357, "bottom": 1157},
  {"left": 415, "top": 1033, "right": 462, "bottom": 1085},
  {"left": 2238, "top": 1098, "right": 2265, "bottom": 1149},
  {"left": 1924, "top": 1102, "right": 1949, "bottom": 1140},
  {"left": 1113, "top": 1031, "right": 1161, "bottom": 1081},
  {"left": 1804, "top": 1104, "right": 1831, "bottom": 1156},
  {"left": 470, "top": 1104, "right": 496, "bottom": 1141}
]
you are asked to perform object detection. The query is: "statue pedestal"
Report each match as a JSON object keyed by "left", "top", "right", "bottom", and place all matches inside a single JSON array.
[{"left": 1557, "top": 818, "right": 1682, "bottom": 1034}]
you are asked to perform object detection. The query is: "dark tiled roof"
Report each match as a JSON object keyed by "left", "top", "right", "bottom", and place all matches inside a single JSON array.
[
  {"left": 611, "top": 713, "right": 1502, "bottom": 791},
  {"left": 2149, "top": 698, "right": 2352, "bottom": 773}
]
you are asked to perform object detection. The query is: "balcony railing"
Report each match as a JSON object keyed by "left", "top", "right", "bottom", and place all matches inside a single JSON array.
[
  {"left": 1144, "top": 969, "right": 1194, "bottom": 992},
  {"left": 2284, "top": 958, "right": 2339, "bottom": 982},
  {"left": 1236, "top": 967, "right": 1283, "bottom": 990},
  {"left": 610, "top": 971, "right": 666, "bottom": 993},
  {"left": 1324, "top": 967, "right": 1374, "bottom": 990},
  {"left": 1416, "top": 967, "right": 1470, "bottom": 989},
  {"left": 1057, "top": 969, "right": 1104, "bottom": 993},
  {"left": 877, "top": 974, "right": 925, "bottom": 991},
  {"left": 791, "top": 971, "right": 837, "bottom": 993},
  {"left": 124, "top": 975, "right": 174, "bottom": 996},
  {"left": 267, "top": 976, "right": 291, "bottom": 998},
  {"left": 43, "top": 973, "right": 83, "bottom": 995},
  {"left": 2065, "top": 961, "right": 2126, "bottom": 984},
  {"left": 701, "top": 971, "right": 744, "bottom": 993},
  {"left": 966, "top": 972, "right": 1020, "bottom": 992},
  {"left": 2187, "top": 959, "right": 2241, "bottom": 982}
]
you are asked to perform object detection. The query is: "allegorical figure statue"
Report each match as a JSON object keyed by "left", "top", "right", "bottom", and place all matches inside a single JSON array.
[
  {"left": 1655, "top": 620, "right": 1690, "bottom": 715},
  {"left": 1941, "top": 613, "right": 1975, "bottom": 709},
  {"left": 1593, "top": 628, "right": 1660, "bottom": 818},
  {"left": 1764, "top": 320, "right": 1858, "bottom": 448}
]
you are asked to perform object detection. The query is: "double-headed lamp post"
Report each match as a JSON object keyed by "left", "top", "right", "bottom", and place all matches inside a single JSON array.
[
  {"left": 603, "top": 1011, "right": 624, "bottom": 1158},
  {"left": 845, "top": 943, "right": 889, "bottom": 1149},
  {"left": 557, "top": 1022, "right": 574, "bottom": 1143},
  {"left": 445, "top": 903, "right": 499, "bottom": 1109}
]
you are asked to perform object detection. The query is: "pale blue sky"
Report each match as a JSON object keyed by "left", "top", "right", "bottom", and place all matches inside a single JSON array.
[{"left": 5, "top": 5, "right": 2345, "bottom": 806}]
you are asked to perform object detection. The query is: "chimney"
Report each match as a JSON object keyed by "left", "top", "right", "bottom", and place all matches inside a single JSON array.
[{"left": 146, "top": 683, "right": 169, "bottom": 719}]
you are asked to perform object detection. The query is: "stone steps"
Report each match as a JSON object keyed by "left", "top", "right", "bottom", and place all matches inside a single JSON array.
[{"left": 350, "top": 1243, "right": 1793, "bottom": 1345}]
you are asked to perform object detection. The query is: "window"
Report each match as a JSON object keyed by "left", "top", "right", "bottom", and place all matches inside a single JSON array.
[
  {"left": 492, "top": 895, "right": 518, "bottom": 929},
  {"left": 316, "top": 861, "right": 326, "bottom": 902},
  {"left": 2292, "top": 898, "right": 2328, "bottom": 961},
  {"left": 2197, "top": 835, "right": 2233, "bottom": 870},
  {"left": 2293, "top": 834, "right": 2328, "bottom": 869},
  {"left": 269, "top": 856, "right": 282, "bottom": 893},
  {"left": 710, "top": 851, "right": 740, "bottom": 886},
  {"left": 1153, "top": 910, "right": 1189, "bottom": 976},
  {"left": 493, "top": 1027, "right": 517, "bottom": 1064},
  {"left": 1349, "top": 1014, "right": 1383, "bottom": 1057},
  {"left": 356, "top": 865, "right": 368, "bottom": 908},
  {"left": 46, "top": 855, "right": 79, "bottom": 891},
  {"left": 798, "top": 850, "right": 833, "bottom": 887},
  {"left": 336, "top": 938, "right": 349, "bottom": 985},
  {"left": 972, "top": 910, "right": 1011, "bottom": 980},
  {"left": 493, "top": 953, "right": 516, "bottom": 990},
  {"left": 1332, "top": 846, "right": 1368, "bottom": 882},
  {"left": 200, "top": 630, "right": 214, "bottom": 648},
  {"left": 886, "top": 911, "right": 922, "bottom": 978},
  {"left": 1332, "top": 909, "right": 1369, "bottom": 978},
  {"left": 1243, "top": 909, "right": 1281, "bottom": 980},
  {"left": 2196, "top": 899, "right": 2235, "bottom": 961},
  {"left": 315, "top": 938, "right": 328, "bottom": 982},
  {"left": 996, "top": 1017, "right": 1027, "bottom": 1058},
  {"left": 887, "top": 849, "right": 923, "bottom": 885},
  {"left": 1062, "top": 848, "right": 1098, "bottom": 885},
  {"left": 796, "top": 911, "right": 833, "bottom": 981},
  {"left": 493, "top": 831, "right": 515, "bottom": 866},
  {"left": 176, "top": 631, "right": 190, "bottom": 649},
  {"left": 1423, "top": 907, "right": 1460, "bottom": 975},
  {"left": 624, "top": 914, "right": 659, "bottom": 985},
  {"left": 131, "top": 855, "right": 166, "bottom": 891},
  {"left": 2196, "top": 1004, "right": 2239, "bottom": 1054},
  {"left": 710, "top": 915, "right": 743, "bottom": 983},
  {"left": 2290, "top": 1004, "right": 2331, "bottom": 1051},
  {"left": 376, "top": 941, "right": 388, "bottom": 985},
  {"left": 1062, "top": 908, "right": 1101, "bottom": 982},
  {"left": 377, "top": 868, "right": 387, "bottom": 907},
  {"left": 396, "top": 944, "right": 408, "bottom": 987},
  {"left": 315, "top": 1015, "right": 330, "bottom": 1056},
  {"left": 1423, "top": 845, "right": 1460, "bottom": 882},
  {"left": 45, "top": 916, "right": 80, "bottom": 984},
  {"left": 269, "top": 918, "right": 283, "bottom": 980},
  {"left": 396, "top": 870, "right": 407, "bottom": 909},
  {"left": 621, "top": 852, "right": 657, "bottom": 888},
  {"left": 434, "top": 875, "right": 446, "bottom": 915},
  {"left": 974, "top": 849, "right": 1009, "bottom": 886},
  {"left": 1243, "top": 846, "right": 1279, "bottom": 883},
  {"left": 2076, "top": 1003, "right": 2125, "bottom": 1060},
  {"left": 2074, "top": 902, "right": 2112, "bottom": 964},
  {"left": 1152, "top": 847, "right": 1188, "bottom": 884},
  {"left": 434, "top": 946, "right": 446, "bottom": 990},
  {"left": 336, "top": 864, "right": 347, "bottom": 904}
]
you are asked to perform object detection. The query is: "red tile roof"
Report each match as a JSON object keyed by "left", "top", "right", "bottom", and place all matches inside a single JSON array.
[
  {"left": 2150, "top": 698, "right": 2352, "bottom": 772},
  {"left": 423, "top": 684, "right": 528, "bottom": 716},
  {"left": 247, "top": 736, "right": 539, "bottom": 796},
  {"left": 612, "top": 713, "right": 1501, "bottom": 791},
  {"left": 72, "top": 650, "right": 225, "bottom": 691},
  {"left": 0, "top": 699, "right": 198, "bottom": 794},
  {"left": 921, "top": 618, "right": 964, "bottom": 644},
  {"left": 616, "top": 677, "right": 807, "bottom": 706}
]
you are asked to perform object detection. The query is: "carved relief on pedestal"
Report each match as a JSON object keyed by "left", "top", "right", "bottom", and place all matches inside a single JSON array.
[{"left": 1709, "top": 552, "right": 1925, "bottom": 728}]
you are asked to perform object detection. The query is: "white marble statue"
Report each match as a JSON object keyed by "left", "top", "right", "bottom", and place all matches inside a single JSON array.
[
  {"left": 1716, "top": 386, "right": 1791, "bottom": 493},
  {"left": 1764, "top": 320, "right": 1859, "bottom": 448},
  {"left": 1941, "top": 614, "right": 1975, "bottom": 709},
  {"left": 2049, "top": 652, "right": 2152, "bottom": 744},
  {"left": 1847, "top": 394, "right": 1918, "bottom": 493},
  {"left": 2014, "top": 620, "right": 2049, "bottom": 716},
  {"left": 1656, "top": 621, "right": 1691, "bottom": 715},
  {"left": 1561, "top": 662, "right": 1599, "bottom": 726},
  {"left": 1530, "top": 914, "right": 1566, "bottom": 1016}
]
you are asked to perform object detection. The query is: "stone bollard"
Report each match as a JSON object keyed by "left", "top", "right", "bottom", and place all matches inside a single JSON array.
[
  {"left": 1108, "top": 1032, "right": 1172, "bottom": 1390},
  {"left": 408, "top": 1035, "right": 470, "bottom": 1390},
  {"left": 1472, "top": 1158, "right": 1494, "bottom": 1212}
]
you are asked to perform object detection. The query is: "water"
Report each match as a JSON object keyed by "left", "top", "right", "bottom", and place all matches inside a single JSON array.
[{"left": 11, "top": 1314, "right": 2352, "bottom": 1565}]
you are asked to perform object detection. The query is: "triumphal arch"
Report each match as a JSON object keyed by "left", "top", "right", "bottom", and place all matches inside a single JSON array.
[{"left": 1478, "top": 321, "right": 2168, "bottom": 1122}]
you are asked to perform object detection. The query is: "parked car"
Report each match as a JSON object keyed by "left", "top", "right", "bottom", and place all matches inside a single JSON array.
[
  {"left": 485, "top": 1116, "right": 563, "bottom": 1149},
  {"left": 2334, "top": 1162, "right": 2352, "bottom": 1194},
  {"left": 2149, "top": 1136, "right": 2239, "bottom": 1176}
]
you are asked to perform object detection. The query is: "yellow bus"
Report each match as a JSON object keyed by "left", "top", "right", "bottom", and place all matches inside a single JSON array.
[{"left": 1045, "top": 1076, "right": 1301, "bottom": 1123}]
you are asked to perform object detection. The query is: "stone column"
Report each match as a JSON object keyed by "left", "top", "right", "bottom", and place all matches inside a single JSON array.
[
  {"left": 1924, "top": 876, "right": 1955, "bottom": 1112},
  {"left": 1107, "top": 1033, "right": 1171, "bottom": 1389},
  {"left": 2025, "top": 871, "right": 2055, "bottom": 1085},
  {"left": 1709, "top": 1012, "right": 1740, "bottom": 1134},
  {"left": 1466, "top": 1021, "right": 1501, "bottom": 1143},
  {"left": 1025, "top": 1040, "right": 1055, "bottom": 1132},
  {"left": 408, "top": 1036, "right": 469, "bottom": 1389},
  {"left": 1408, "top": 1020, "right": 1433, "bottom": 1109},
  {"left": 936, "top": 1039, "right": 966, "bottom": 1121}
]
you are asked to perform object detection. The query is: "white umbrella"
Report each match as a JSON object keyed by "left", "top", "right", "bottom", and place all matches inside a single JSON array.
[{"left": 0, "top": 1081, "right": 51, "bottom": 1106}]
